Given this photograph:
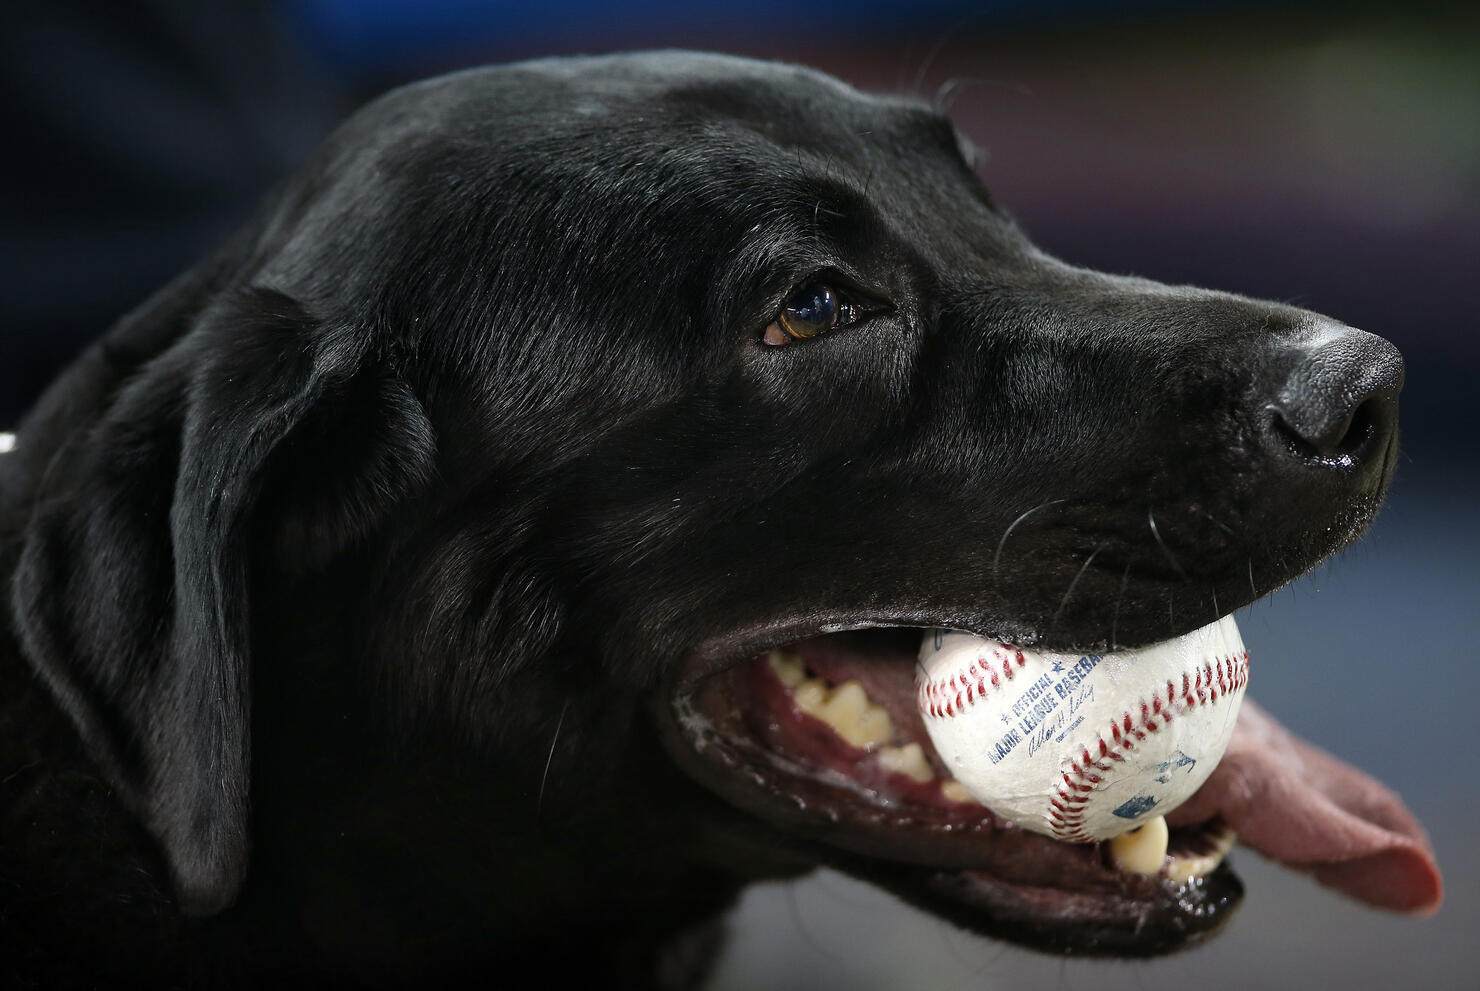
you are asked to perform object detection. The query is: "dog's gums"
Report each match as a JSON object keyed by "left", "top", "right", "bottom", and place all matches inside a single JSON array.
[
  {"left": 660, "top": 633, "right": 1237, "bottom": 958},
  {"left": 665, "top": 628, "right": 1244, "bottom": 954},
  {"left": 662, "top": 617, "right": 1441, "bottom": 955}
]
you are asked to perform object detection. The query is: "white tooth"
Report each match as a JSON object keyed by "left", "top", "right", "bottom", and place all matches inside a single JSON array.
[
  {"left": 766, "top": 649, "right": 806, "bottom": 688},
  {"left": 819, "top": 681, "right": 895, "bottom": 748},
  {"left": 791, "top": 678, "right": 895, "bottom": 749},
  {"left": 940, "top": 780, "right": 980, "bottom": 805},
  {"left": 1108, "top": 815, "right": 1170, "bottom": 876},
  {"left": 1166, "top": 826, "right": 1238, "bottom": 884},
  {"left": 834, "top": 686, "right": 888, "bottom": 748},
  {"left": 852, "top": 706, "right": 895, "bottom": 748},
  {"left": 788, "top": 679, "right": 896, "bottom": 749},
  {"left": 878, "top": 743, "right": 934, "bottom": 783},
  {"left": 822, "top": 681, "right": 869, "bottom": 722},
  {"left": 793, "top": 679, "right": 827, "bottom": 714}
]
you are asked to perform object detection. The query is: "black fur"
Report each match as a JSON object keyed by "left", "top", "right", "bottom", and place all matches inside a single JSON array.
[{"left": 0, "top": 52, "right": 1401, "bottom": 987}]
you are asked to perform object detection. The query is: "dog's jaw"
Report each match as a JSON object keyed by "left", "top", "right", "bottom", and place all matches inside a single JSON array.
[
  {"left": 657, "top": 618, "right": 1440, "bottom": 956},
  {"left": 658, "top": 627, "right": 1244, "bottom": 955}
]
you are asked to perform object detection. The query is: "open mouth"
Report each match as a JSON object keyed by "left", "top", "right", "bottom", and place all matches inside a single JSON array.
[{"left": 660, "top": 620, "right": 1443, "bottom": 956}]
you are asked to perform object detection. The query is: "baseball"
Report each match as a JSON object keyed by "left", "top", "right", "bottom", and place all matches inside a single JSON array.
[{"left": 917, "top": 615, "right": 1248, "bottom": 842}]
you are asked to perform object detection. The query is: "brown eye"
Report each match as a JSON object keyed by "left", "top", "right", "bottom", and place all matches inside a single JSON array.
[{"left": 762, "top": 282, "right": 861, "bottom": 346}]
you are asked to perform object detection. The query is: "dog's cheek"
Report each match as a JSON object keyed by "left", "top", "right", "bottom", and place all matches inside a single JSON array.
[{"left": 738, "top": 323, "right": 918, "bottom": 451}]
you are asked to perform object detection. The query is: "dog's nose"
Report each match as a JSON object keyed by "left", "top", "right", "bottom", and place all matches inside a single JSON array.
[{"left": 1261, "top": 325, "right": 1403, "bottom": 469}]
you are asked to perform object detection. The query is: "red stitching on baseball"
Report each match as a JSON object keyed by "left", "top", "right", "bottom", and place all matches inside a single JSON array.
[
  {"left": 918, "top": 646, "right": 1024, "bottom": 719},
  {"left": 1048, "top": 651, "right": 1249, "bottom": 842}
]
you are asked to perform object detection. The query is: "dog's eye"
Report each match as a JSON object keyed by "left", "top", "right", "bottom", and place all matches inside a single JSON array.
[{"left": 762, "top": 283, "right": 861, "bottom": 345}]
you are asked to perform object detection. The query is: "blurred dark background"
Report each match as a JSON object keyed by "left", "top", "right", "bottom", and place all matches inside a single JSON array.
[{"left": 3, "top": 1, "right": 1475, "bottom": 987}]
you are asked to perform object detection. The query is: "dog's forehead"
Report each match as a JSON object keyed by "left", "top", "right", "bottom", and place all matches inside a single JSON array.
[
  {"left": 398, "top": 52, "right": 965, "bottom": 172},
  {"left": 267, "top": 52, "right": 1009, "bottom": 339},
  {"left": 522, "top": 50, "right": 935, "bottom": 122}
]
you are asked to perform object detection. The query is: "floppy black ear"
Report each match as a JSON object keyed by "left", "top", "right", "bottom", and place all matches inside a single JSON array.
[{"left": 10, "top": 286, "right": 433, "bottom": 915}]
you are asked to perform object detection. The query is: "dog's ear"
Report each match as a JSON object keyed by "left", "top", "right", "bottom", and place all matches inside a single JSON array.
[{"left": 10, "top": 285, "right": 434, "bottom": 915}]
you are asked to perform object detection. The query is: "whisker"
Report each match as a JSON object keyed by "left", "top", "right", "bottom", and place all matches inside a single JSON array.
[
  {"left": 1147, "top": 508, "right": 1189, "bottom": 581},
  {"left": 934, "top": 75, "right": 1034, "bottom": 114},
  {"left": 536, "top": 700, "right": 570, "bottom": 824},
  {"left": 1111, "top": 561, "right": 1132, "bottom": 651},
  {"left": 910, "top": 31, "right": 954, "bottom": 97},
  {"left": 1051, "top": 544, "right": 1104, "bottom": 636},
  {"left": 1187, "top": 503, "right": 1235, "bottom": 536},
  {"left": 992, "top": 498, "right": 1066, "bottom": 573},
  {"left": 909, "top": 8, "right": 997, "bottom": 99},
  {"left": 1247, "top": 558, "right": 1258, "bottom": 600}
]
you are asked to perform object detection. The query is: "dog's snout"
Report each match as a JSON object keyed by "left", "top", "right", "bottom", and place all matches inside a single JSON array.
[{"left": 1260, "top": 325, "right": 1403, "bottom": 469}]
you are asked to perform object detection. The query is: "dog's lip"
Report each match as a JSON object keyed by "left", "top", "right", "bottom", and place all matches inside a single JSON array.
[
  {"left": 854, "top": 859, "right": 1243, "bottom": 957},
  {"left": 660, "top": 614, "right": 1443, "bottom": 950},
  {"left": 674, "top": 612, "right": 1163, "bottom": 688},
  {"left": 658, "top": 620, "right": 1246, "bottom": 953}
]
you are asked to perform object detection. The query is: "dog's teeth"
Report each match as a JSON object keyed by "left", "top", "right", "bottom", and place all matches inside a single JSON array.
[
  {"left": 877, "top": 743, "right": 933, "bottom": 783},
  {"left": 791, "top": 679, "right": 894, "bottom": 749},
  {"left": 1108, "top": 816, "right": 1170, "bottom": 876},
  {"left": 853, "top": 707, "right": 895, "bottom": 748},
  {"left": 819, "top": 682, "right": 894, "bottom": 748},
  {"left": 822, "top": 681, "right": 870, "bottom": 723},
  {"left": 765, "top": 649, "right": 807, "bottom": 688},
  {"left": 793, "top": 679, "right": 828, "bottom": 713},
  {"left": 940, "top": 780, "right": 980, "bottom": 805},
  {"left": 1166, "top": 826, "right": 1238, "bottom": 884}
]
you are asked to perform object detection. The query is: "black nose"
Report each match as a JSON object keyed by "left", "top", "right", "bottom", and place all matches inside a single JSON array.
[{"left": 1262, "top": 325, "right": 1403, "bottom": 469}]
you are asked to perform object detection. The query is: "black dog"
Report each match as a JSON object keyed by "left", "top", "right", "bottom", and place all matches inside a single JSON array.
[{"left": 0, "top": 52, "right": 1440, "bottom": 988}]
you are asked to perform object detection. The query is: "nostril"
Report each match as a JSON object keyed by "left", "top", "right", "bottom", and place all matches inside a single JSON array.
[
  {"left": 1270, "top": 393, "right": 1384, "bottom": 464},
  {"left": 1337, "top": 397, "right": 1382, "bottom": 455},
  {"left": 1261, "top": 325, "right": 1402, "bottom": 470}
]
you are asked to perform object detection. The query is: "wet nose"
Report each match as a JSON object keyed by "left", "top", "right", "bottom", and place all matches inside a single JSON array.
[{"left": 1262, "top": 325, "right": 1403, "bottom": 469}]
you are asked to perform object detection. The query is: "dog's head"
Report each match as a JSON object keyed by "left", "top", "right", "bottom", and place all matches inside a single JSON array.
[{"left": 3, "top": 52, "right": 1436, "bottom": 960}]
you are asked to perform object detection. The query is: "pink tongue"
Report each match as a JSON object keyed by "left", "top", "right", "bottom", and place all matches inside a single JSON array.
[{"left": 1166, "top": 699, "right": 1442, "bottom": 914}]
